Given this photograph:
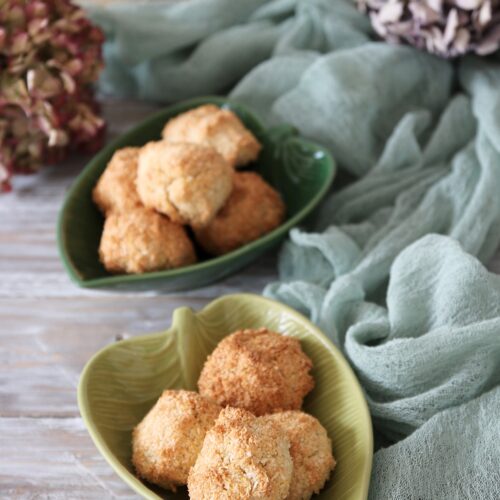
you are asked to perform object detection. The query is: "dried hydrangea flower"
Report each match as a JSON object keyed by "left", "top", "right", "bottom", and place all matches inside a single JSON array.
[
  {"left": 0, "top": 0, "right": 105, "bottom": 191},
  {"left": 358, "top": 0, "right": 500, "bottom": 58}
]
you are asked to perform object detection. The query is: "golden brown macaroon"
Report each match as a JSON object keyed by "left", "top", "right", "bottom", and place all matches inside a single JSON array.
[
  {"left": 132, "top": 390, "right": 221, "bottom": 491},
  {"left": 136, "top": 141, "right": 233, "bottom": 227},
  {"left": 99, "top": 207, "right": 196, "bottom": 274},
  {"left": 162, "top": 104, "right": 261, "bottom": 168},
  {"left": 263, "top": 411, "right": 335, "bottom": 500},
  {"left": 194, "top": 172, "right": 285, "bottom": 256},
  {"left": 198, "top": 328, "right": 314, "bottom": 416},
  {"left": 92, "top": 147, "right": 142, "bottom": 215},
  {"left": 188, "top": 407, "right": 293, "bottom": 500}
]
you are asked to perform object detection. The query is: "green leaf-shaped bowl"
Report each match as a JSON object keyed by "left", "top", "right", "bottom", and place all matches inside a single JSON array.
[
  {"left": 78, "top": 293, "right": 373, "bottom": 499},
  {"left": 57, "top": 97, "right": 336, "bottom": 292}
]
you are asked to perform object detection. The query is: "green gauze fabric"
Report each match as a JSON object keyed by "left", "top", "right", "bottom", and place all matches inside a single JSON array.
[{"left": 86, "top": 0, "right": 500, "bottom": 498}]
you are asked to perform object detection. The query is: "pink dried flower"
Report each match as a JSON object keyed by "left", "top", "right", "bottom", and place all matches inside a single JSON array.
[{"left": 0, "top": 0, "right": 105, "bottom": 191}]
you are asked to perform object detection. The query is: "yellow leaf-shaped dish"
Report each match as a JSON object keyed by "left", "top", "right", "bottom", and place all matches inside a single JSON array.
[{"left": 78, "top": 294, "right": 373, "bottom": 499}]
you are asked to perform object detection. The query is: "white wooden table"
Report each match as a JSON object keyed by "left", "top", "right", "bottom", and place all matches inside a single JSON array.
[{"left": 0, "top": 100, "right": 277, "bottom": 498}]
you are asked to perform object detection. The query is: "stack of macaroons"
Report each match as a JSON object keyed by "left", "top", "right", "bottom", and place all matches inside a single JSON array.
[
  {"left": 93, "top": 105, "right": 285, "bottom": 275},
  {"left": 131, "top": 328, "right": 336, "bottom": 500}
]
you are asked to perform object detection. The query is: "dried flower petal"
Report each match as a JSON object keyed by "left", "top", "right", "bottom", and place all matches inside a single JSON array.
[
  {"left": 476, "top": 21, "right": 500, "bottom": 52},
  {"left": 443, "top": 9, "right": 460, "bottom": 45},
  {"left": 379, "top": 0, "right": 404, "bottom": 23},
  {"left": 409, "top": 2, "right": 441, "bottom": 24},
  {"left": 427, "top": 0, "right": 443, "bottom": 12},
  {"left": 454, "top": 27, "right": 472, "bottom": 51},
  {"left": 479, "top": 0, "right": 493, "bottom": 25},
  {"left": 358, "top": 0, "right": 500, "bottom": 57},
  {"left": 11, "top": 32, "right": 29, "bottom": 54},
  {"left": 455, "top": 0, "right": 483, "bottom": 10},
  {"left": 60, "top": 72, "right": 76, "bottom": 94},
  {"left": 0, "top": 0, "right": 105, "bottom": 188},
  {"left": 48, "top": 129, "right": 68, "bottom": 148}
]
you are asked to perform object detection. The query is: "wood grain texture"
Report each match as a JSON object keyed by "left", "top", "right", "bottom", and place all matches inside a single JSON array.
[
  {"left": 0, "top": 418, "right": 136, "bottom": 499},
  {"left": 0, "top": 100, "right": 277, "bottom": 498}
]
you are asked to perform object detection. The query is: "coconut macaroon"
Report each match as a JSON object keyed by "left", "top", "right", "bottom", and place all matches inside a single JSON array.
[
  {"left": 198, "top": 328, "right": 314, "bottom": 416},
  {"left": 98, "top": 207, "right": 196, "bottom": 274},
  {"left": 263, "top": 411, "right": 335, "bottom": 500},
  {"left": 92, "top": 147, "right": 142, "bottom": 215},
  {"left": 136, "top": 141, "right": 233, "bottom": 227},
  {"left": 194, "top": 172, "right": 285, "bottom": 255},
  {"left": 188, "top": 407, "right": 293, "bottom": 500},
  {"left": 162, "top": 104, "right": 261, "bottom": 168},
  {"left": 132, "top": 390, "right": 221, "bottom": 491}
]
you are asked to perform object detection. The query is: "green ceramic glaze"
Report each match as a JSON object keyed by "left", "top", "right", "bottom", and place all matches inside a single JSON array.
[
  {"left": 57, "top": 97, "right": 336, "bottom": 292},
  {"left": 78, "top": 294, "right": 373, "bottom": 499}
]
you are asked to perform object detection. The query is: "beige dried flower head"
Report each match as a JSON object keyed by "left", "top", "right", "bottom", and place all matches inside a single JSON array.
[{"left": 358, "top": 0, "right": 500, "bottom": 57}]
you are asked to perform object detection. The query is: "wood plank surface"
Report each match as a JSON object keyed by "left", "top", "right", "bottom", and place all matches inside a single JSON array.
[
  {"left": 0, "top": 100, "right": 277, "bottom": 498},
  {"left": 0, "top": 417, "right": 136, "bottom": 499}
]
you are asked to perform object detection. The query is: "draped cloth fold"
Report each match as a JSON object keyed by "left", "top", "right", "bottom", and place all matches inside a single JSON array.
[{"left": 86, "top": 1, "right": 500, "bottom": 497}]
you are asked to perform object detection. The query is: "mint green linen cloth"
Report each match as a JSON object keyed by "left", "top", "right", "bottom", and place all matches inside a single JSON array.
[{"left": 86, "top": 1, "right": 500, "bottom": 497}]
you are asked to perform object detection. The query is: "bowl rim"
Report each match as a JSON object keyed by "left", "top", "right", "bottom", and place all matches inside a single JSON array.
[
  {"left": 57, "top": 96, "right": 336, "bottom": 289},
  {"left": 78, "top": 292, "right": 373, "bottom": 500}
]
